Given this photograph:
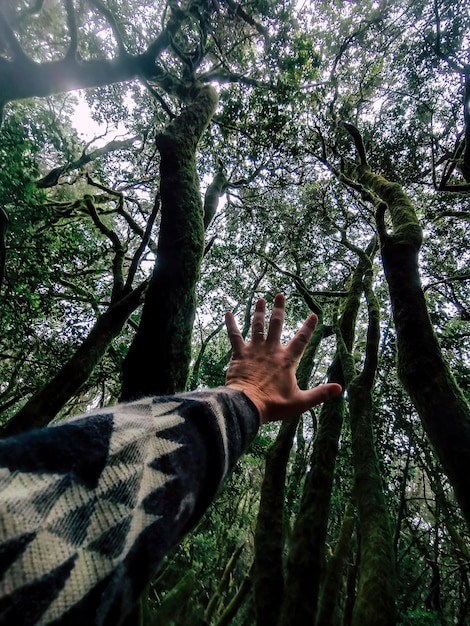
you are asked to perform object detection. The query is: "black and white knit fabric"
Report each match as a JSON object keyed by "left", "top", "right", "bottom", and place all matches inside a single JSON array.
[{"left": 0, "top": 388, "right": 259, "bottom": 625}]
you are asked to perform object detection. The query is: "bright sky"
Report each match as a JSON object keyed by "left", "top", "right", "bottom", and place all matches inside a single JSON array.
[{"left": 71, "top": 95, "right": 129, "bottom": 144}]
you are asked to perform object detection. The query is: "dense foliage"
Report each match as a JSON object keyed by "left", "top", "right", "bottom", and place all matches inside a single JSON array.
[{"left": 0, "top": 0, "right": 469, "bottom": 623}]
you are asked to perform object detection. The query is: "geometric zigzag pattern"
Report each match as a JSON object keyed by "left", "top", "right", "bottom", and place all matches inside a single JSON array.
[
  {"left": 0, "top": 400, "right": 184, "bottom": 625},
  {"left": 0, "top": 389, "right": 259, "bottom": 625}
]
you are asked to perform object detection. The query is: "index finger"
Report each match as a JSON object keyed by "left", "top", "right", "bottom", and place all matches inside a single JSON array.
[
  {"left": 225, "top": 312, "right": 245, "bottom": 357},
  {"left": 286, "top": 314, "right": 318, "bottom": 360}
]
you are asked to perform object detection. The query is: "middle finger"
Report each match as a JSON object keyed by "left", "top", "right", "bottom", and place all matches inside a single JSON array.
[{"left": 251, "top": 299, "right": 266, "bottom": 342}]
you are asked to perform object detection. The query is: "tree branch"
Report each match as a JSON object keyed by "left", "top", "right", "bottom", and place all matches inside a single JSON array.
[
  {"left": 84, "top": 197, "right": 126, "bottom": 302},
  {"left": 0, "top": 2, "right": 189, "bottom": 107},
  {"left": 125, "top": 192, "right": 160, "bottom": 290},
  {"left": 64, "top": 0, "right": 79, "bottom": 60},
  {"left": 36, "top": 136, "right": 140, "bottom": 188},
  {"left": 0, "top": 9, "right": 31, "bottom": 63},
  {"left": 88, "top": 0, "right": 127, "bottom": 56},
  {"left": 343, "top": 122, "right": 368, "bottom": 166}
]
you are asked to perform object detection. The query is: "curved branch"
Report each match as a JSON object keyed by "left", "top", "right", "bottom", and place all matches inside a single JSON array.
[
  {"left": 343, "top": 121, "right": 368, "bottom": 166},
  {"left": 84, "top": 197, "right": 126, "bottom": 302},
  {"left": 88, "top": 0, "right": 127, "bottom": 56},
  {"left": 36, "top": 136, "right": 140, "bottom": 188},
  {"left": 125, "top": 192, "right": 160, "bottom": 290}
]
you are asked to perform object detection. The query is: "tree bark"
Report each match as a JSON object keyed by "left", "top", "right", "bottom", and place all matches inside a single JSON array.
[
  {"left": 336, "top": 257, "right": 397, "bottom": 626},
  {"left": 278, "top": 239, "right": 376, "bottom": 626},
  {"left": 316, "top": 501, "right": 355, "bottom": 626},
  {"left": 357, "top": 165, "right": 470, "bottom": 528},
  {"left": 120, "top": 85, "right": 218, "bottom": 400},
  {"left": 253, "top": 324, "right": 328, "bottom": 626}
]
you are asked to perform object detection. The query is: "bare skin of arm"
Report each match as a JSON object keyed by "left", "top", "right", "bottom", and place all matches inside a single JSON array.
[{"left": 225, "top": 293, "right": 342, "bottom": 424}]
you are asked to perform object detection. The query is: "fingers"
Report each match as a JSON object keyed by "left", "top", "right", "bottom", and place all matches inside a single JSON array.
[
  {"left": 287, "top": 314, "right": 318, "bottom": 360},
  {"left": 225, "top": 312, "right": 245, "bottom": 356},
  {"left": 266, "top": 294, "right": 285, "bottom": 346},
  {"left": 251, "top": 298, "right": 266, "bottom": 343},
  {"left": 298, "top": 383, "right": 343, "bottom": 412}
]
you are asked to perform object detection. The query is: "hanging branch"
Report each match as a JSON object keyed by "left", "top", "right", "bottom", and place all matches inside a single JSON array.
[
  {"left": 64, "top": 0, "right": 79, "bottom": 60},
  {"left": 125, "top": 192, "right": 161, "bottom": 290},
  {"left": 83, "top": 197, "right": 126, "bottom": 302}
]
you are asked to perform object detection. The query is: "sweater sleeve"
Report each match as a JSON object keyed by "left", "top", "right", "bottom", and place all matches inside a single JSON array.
[{"left": 0, "top": 388, "right": 259, "bottom": 626}]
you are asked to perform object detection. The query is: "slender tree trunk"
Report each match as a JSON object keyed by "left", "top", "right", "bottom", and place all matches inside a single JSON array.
[
  {"left": 253, "top": 325, "right": 328, "bottom": 626},
  {"left": 316, "top": 501, "right": 355, "bottom": 626},
  {"left": 278, "top": 239, "right": 376, "bottom": 626},
  {"left": 205, "top": 545, "right": 244, "bottom": 624},
  {"left": 336, "top": 259, "right": 397, "bottom": 626},
  {"left": 357, "top": 165, "right": 470, "bottom": 528},
  {"left": 2, "top": 282, "right": 148, "bottom": 435},
  {"left": 120, "top": 85, "right": 218, "bottom": 400}
]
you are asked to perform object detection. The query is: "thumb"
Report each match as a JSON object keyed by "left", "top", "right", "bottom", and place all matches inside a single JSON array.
[{"left": 299, "top": 383, "right": 342, "bottom": 411}]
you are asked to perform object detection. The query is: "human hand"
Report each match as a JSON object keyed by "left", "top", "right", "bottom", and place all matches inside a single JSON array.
[{"left": 225, "top": 294, "right": 342, "bottom": 424}]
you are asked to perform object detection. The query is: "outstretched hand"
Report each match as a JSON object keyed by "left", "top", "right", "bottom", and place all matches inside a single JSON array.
[{"left": 225, "top": 294, "right": 342, "bottom": 424}]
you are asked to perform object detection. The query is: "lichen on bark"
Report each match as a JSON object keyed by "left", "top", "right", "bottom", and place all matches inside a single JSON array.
[
  {"left": 120, "top": 85, "right": 218, "bottom": 400},
  {"left": 356, "top": 164, "right": 470, "bottom": 529}
]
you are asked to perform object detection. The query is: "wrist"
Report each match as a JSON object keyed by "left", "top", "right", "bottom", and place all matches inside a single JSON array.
[{"left": 225, "top": 383, "right": 268, "bottom": 424}]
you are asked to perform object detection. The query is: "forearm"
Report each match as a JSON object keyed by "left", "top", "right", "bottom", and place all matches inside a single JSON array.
[{"left": 0, "top": 388, "right": 259, "bottom": 625}]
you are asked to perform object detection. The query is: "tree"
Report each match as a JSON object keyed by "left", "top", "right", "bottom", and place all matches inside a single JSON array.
[{"left": 1, "top": 0, "right": 470, "bottom": 624}]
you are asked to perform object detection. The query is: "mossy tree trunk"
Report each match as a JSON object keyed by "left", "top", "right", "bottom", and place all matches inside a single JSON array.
[
  {"left": 277, "top": 238, "right": 376, "bottom": 626},
  {"left": 336, "top": 252, "right": 397, "bottom": 626},
  {"left": 253, "top": 319, "right": 330, "bottom": 626},
  {"left": 120, "top": 85, "right": 218, "bottom": 400},
  {"left": 316, "top": 501, "right": 355, "bottom": 626},
  {"left": 354, "top": 164, "right": 470, "bottom": 529}
]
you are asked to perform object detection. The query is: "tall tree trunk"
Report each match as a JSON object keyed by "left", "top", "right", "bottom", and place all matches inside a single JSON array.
[
  {"left": 316, "top": 501, "right": 355, "bottom": 626},
  {"left": 2, "top": 282, "right": 148, "bottom": 435},
  {"left": 253, "top": 323, "right": 328, "bottom": 626},
  {"left": 120, "top": 85, "right": 218, "bottom": 400},
  {"left": 278, "top": 238, "right": 376, "bottom": 626},
  {"left": 336, "top": 257, "right": 397, "bottom": 625},
  {"left": 356, "top": 164, "right": 470, "bottom": 528}
]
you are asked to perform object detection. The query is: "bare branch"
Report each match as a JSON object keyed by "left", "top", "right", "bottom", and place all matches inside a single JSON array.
[
  {"left": 125, "top": 193, "right": 160, "bottom": 290},
  {"left": 83, "top": 196, "right": 126, "bottom": 302},
  {"left": 36, "top": 136, "right": 140, "bottom": 188},
  {"left": 87, "top": 0, "right": 127, "bottom": 56},
  {"left": 142, "top": 78, "right": 175, "bottom": 119},
  {"left": 64, "top": 0, "right": 78, "bottom": 60}
]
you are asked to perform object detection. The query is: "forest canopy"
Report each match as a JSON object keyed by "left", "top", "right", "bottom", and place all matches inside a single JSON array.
[{"left": 0, "top": 0, "right": 469, "bottom": 624}]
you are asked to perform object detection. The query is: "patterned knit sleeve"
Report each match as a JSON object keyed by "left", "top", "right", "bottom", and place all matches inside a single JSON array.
[{"left": 0, "top": 387, "right": 259, "bottom": 626}]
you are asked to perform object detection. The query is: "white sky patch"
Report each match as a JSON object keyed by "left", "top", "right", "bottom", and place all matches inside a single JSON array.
[{"left": 71, "top": 93, "right": 131, "bottom": 145}]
